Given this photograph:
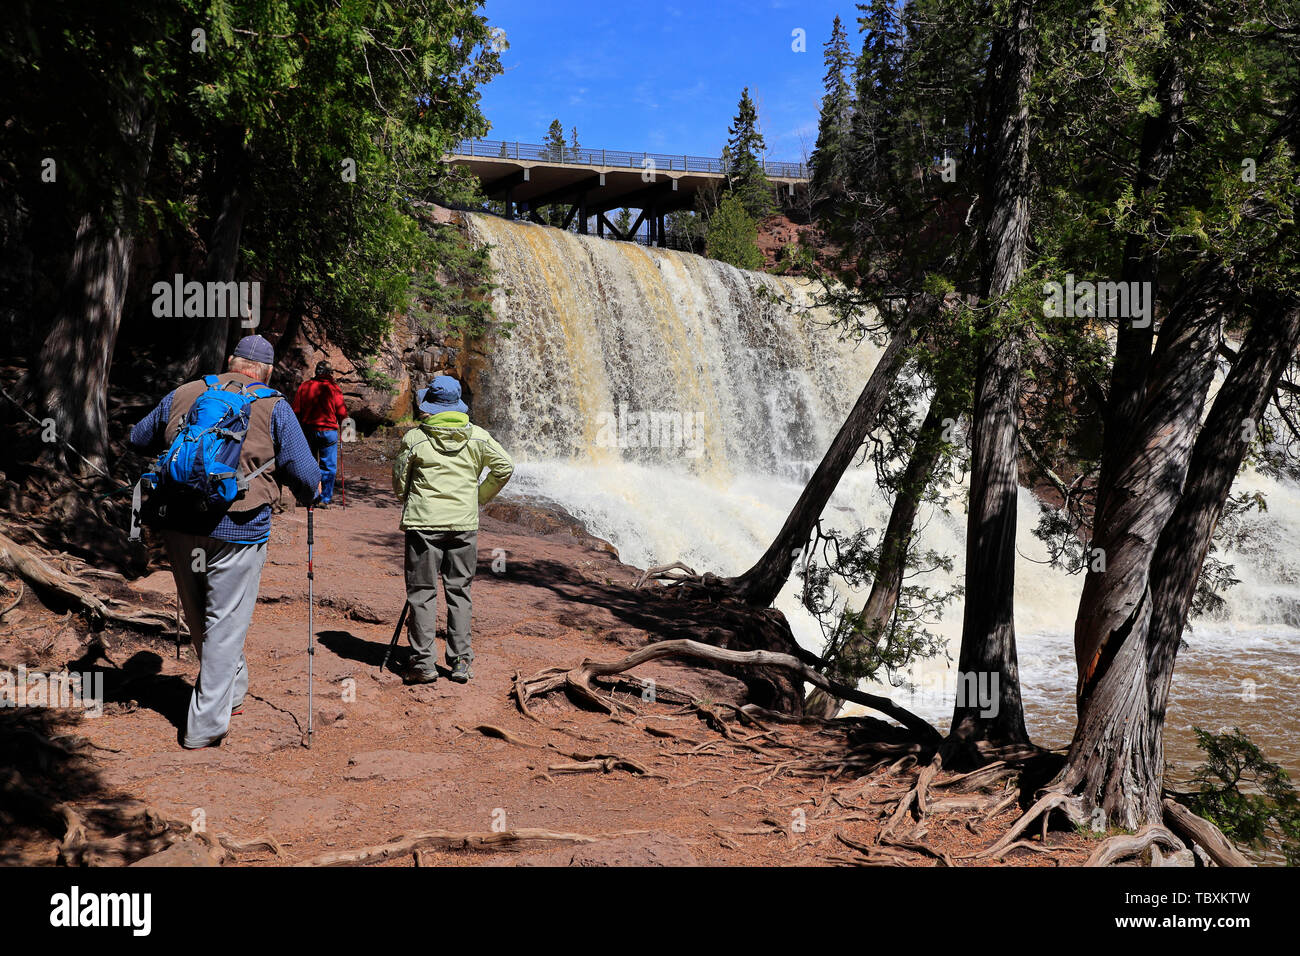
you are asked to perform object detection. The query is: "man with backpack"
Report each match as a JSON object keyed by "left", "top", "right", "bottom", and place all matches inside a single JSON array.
[
  {"left": 129, "top": 334, "right": 321, "bottom": 749},
  {"left": 291, "top": 360, "right": 348, "bottom": 507},
  {"left": 391, "top": 376, "right": 513, "bottom": 685}
]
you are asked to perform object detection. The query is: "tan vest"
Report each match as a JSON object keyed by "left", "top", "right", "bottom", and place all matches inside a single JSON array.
[{"left": 166, "top": 372, "right": 282, "bottom": 512}]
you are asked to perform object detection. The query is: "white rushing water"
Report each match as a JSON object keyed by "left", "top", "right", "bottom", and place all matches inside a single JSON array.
[{"left": 464, "top": 212, "right": 1300, "bottom": 770}]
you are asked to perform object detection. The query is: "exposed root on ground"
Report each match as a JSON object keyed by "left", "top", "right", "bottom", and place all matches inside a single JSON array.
[
  {"left": 979, "top": 839, "right": 1058, "bottom": 862},
  {"left": 960, "top": 784, "right": 1255, "bottom": 867},
  {"left": 304, "top": 828, "right": 639, "bottom": 866},
  {"left": 634, "top": 562, "right": 728, "bottom": 591},
  {"left": 546, "top": 753, "right": 667, "bottom": 780},
  {"left": 0, "top": 530, "right": 175, "bottom": 632},
  {"left": 460, "top": 723, "right": 669, "bottom": 780},
  {"left": 0, "top": 574, "right": 24, "bottom": 617},
  {"left": 1162, "top": 798, "right": 1253, "bottom": 867},
  {"left": 1085, "top": 825, "right": 1186, "bottom": 867},
  {"left": 460, "top": 723, "right": 545, "bottom": 749},
  {"left": 2, "top": 741, "right": 286, "bottom": 865},
  {"left": 878, "top": 755, "right": 942, "bottom": 842},
  {"left": 967, "top": 791, "right": 1085, "bottom": 860},
  {"left": 516, "top": 638, "right": 940, "bottom": 744}
]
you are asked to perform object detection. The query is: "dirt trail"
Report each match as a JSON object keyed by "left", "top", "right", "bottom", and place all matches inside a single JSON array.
[{"left": 2, "top": 443, "right": 1093, "bottom": 866}]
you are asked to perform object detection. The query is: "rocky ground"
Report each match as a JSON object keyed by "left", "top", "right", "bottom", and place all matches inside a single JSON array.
[{"left": 0, "top": 435, "right": 1095, "bottom": 867}]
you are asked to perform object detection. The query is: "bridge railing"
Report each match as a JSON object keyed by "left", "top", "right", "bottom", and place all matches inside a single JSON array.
[{"left": 450, "top": 137, "right": 809, "bottom": 180}]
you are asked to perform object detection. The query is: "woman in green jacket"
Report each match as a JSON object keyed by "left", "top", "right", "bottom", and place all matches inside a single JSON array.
[{"left": 392, "top": 376, "right": 514, "bottom": 684}]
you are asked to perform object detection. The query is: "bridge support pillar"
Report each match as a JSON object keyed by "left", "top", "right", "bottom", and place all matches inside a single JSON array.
[{"left": 577, "top": 192, "right": 588, "bottom": 234}]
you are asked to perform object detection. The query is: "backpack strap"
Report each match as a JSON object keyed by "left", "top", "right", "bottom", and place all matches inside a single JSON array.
[
  {"left": 241, "top": 380, "right": 279, "bottom": 397},
  {"left": 236, "top": 456, "right": 278, "bottom": 495},
  {"left": 238, "top": 385, "right": 283, "bottom": 492},
  {"left": 128, "top": 477, "right": 146, "bottom": 541}
]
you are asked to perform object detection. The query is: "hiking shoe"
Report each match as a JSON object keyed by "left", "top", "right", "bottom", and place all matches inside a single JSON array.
[
  {"left": 449, "top": 658, "right": 473, "bottom": 683},
  {"left": 402, "top": 666, "right": 438, "bottom": 686}
]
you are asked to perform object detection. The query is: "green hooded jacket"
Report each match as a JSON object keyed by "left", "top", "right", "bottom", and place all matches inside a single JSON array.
[{"left": 391, "top": 412, "right": 514, "bottom": 531}]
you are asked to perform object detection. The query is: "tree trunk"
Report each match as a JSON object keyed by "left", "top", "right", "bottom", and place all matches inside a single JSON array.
[
  {"left": 1074, "top": 266, "right": 1230, "bottom": 690},
  {"left": 1146, "top": 300, "right": 1300, "bottom": 733},
  {"left": 730, "top": 316, "right": 915, "bottom": 606},
  {"left": 1046, "top": 13, "right": 1264, "bottom": 830},
  {"left": 35, "top": 96, "right": 156, "bottom": 476},
  {"left": 805, "top": 398, "right": 948, "bottom": 717},
  {"left": 1054, "top": 85, "right": 1300, "bottom": 829},
  {"left": 946, "top": 0, "right": 1037, "bottom": 756},
  {"left": 188, "top": 130, "right": 253, "bottom": 378},
  {"left": 1095, "top": 4, "right": 1188, "bottom": 520},
  {"left": 1055, "top": 267, "right": 1234, "bottom": 828},
  {"left": 35, "top": 216, "right": 135, "bottom": 475}
]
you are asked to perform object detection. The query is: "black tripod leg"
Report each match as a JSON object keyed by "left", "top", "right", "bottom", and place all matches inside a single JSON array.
[{"left": 380, "top": 602, "right": 410, "bottom": 674}]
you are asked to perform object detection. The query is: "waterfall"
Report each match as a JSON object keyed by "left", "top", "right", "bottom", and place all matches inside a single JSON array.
[{"left": 463, "top": 212, "right": 1300, "bottom": 773}]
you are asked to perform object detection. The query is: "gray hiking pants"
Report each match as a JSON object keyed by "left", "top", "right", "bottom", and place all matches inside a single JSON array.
[
  {"left": 404, "top": 529, "right": 478, "bottom": 675},
  {"left": 163, "top": 531, "right": 268, "bottom": 747}
]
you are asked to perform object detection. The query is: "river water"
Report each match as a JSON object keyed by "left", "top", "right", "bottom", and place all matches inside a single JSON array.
[{"left": 465, "top": 212, "right": 1300, "bottom": 787}]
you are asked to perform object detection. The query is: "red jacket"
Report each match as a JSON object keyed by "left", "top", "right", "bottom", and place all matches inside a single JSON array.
[{"left": 292, "top": 377, "right": 348, "bottom": 431}]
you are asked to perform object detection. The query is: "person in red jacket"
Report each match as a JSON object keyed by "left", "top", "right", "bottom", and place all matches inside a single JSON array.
[{"left": 292, "top": 360, "right": 349, "bottom": 506}]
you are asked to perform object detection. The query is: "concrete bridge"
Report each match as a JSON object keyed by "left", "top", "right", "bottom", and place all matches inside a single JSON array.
[{"left": 446, "top": 137, "right": 810, "bottom": 244}]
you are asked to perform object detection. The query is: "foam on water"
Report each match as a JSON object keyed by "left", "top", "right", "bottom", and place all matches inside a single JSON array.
[{"left": 466, "top": 212, "right": 1300, "bottom": 771}]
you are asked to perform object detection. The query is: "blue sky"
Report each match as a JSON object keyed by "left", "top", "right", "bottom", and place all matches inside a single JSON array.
[{"left": 476, "top": 0, "right": 861, "bottom": 163}]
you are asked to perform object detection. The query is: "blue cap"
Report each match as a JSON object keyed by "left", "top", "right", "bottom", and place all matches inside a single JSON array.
[
  {"left": 418, "top": 375, "right": 468, "bottom": 416},
  {"left": 232, "top": 334, "right": 275, "bottom": 365}
]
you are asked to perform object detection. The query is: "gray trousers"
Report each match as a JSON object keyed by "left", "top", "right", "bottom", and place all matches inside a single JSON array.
[
  {"left": 404, "top": 529, "right": 478, "bottom": 674},
  {"left": 163, "top": 531, "right": 268, "bottom": 747}
]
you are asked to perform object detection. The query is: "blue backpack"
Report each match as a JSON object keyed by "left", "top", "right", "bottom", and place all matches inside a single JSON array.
[{"left": 130, "top": 375, "right": 279, "bottom": 539}]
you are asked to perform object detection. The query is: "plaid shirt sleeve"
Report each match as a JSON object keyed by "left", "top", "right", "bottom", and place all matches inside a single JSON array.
[
  {"left": 128, "top": 391, "right": 174, "bottom": 454},
  {"left": 271, "top": 399, "right": 323, "bottom": 503}
]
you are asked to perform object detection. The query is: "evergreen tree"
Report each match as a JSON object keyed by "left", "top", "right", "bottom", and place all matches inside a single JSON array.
[
  {"left": 845, "top": 0, "right": 903, "bottom": 216},
  {"left": 613, "top": 207, "right": 634, "bottom": 239},
  {"left": 666, "top": 209, "right": 705, "bottom": 252},
  {"left": 543, "top": 119, "right": 566, "bottom": 162},
  {"left": 810, "top": 15, "right": 854, "bottom": 211},
  {"left": 725, "top": 88, "right": 774, "bottom": 220},
  {"left": 3, "top": 0, "right": 504, "bottom": 470},
  {"left": 568, "top": 125, "right": 581, "bottom": 163},
  {"left": 538, "top": 119, "right": 570, "bottom": 225},
  {"left": 705, "top": 193, "right": 763, "bottom": 270}
]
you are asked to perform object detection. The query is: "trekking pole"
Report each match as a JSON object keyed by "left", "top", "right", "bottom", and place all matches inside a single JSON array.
[
  {"left": 305, "top": 505, "right": 315, "bottom": 748},
  {"left": 339, "top": 440, "right": 346, "bottom": 508},
  {"left": 379, "top": 601, "right": 410, "bottom": 675}
]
